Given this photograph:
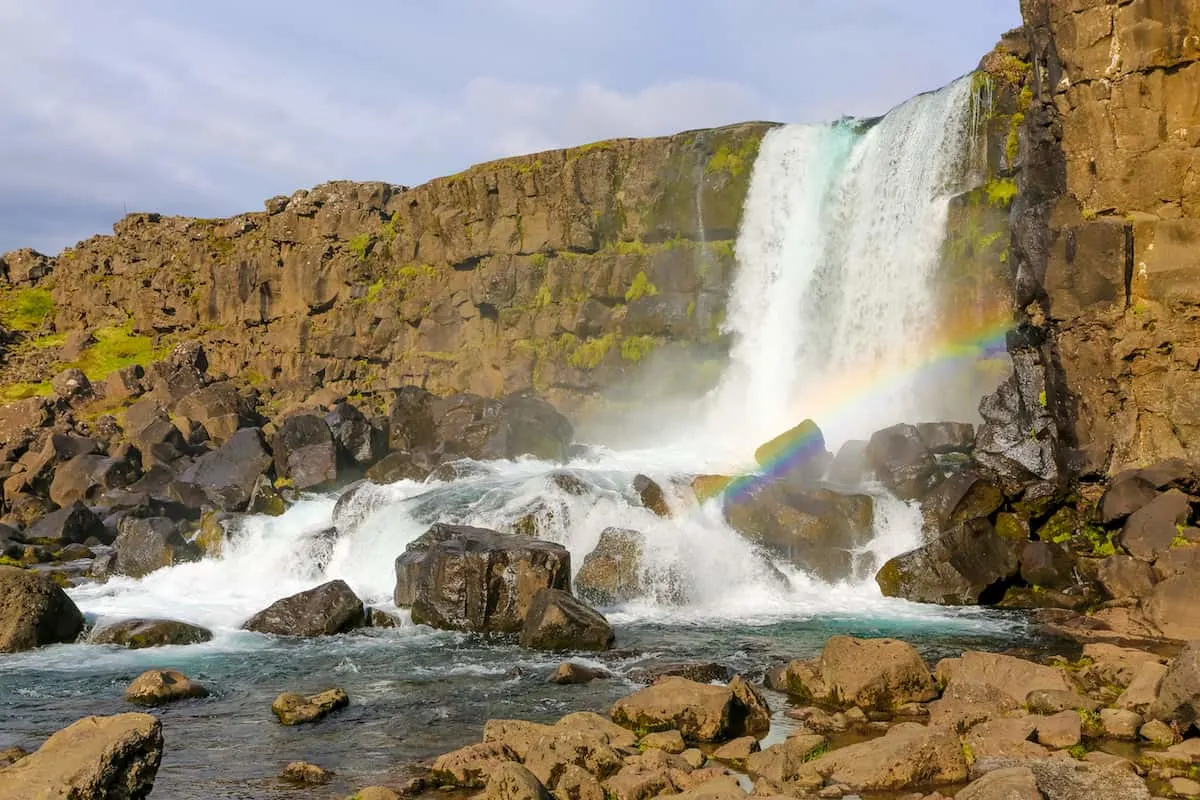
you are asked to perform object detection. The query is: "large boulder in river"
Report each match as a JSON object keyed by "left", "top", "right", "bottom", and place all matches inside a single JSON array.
[
  {"left": 91, "top": 618, "right": 213, "bottom": 649},
  {"left": 171, "top": 428, "right": 274, "bottom": 511},
  {"left": 434, "top": 392, "right": 573, "bottom": 462},
  {"left": 753, "top": 419, "right": 830, "bottom": 485},
  {"left": 273, "top": 414, "right": 338, "bottom": 490},
  {"left": 919, "top": 469, "right": 1004, "bottom": 535},
  {"left": 325, "top": 402, "right": 388, "bottom": 468},
  {"left": 111, "top": 517, "right": 201, "bottom": 578},
  {"left": 125, "top": 668, "right": 210, "bottom": 706},
  {"left": 0, "top": 713, "right": 163, "bottom": 800},
  {"left": 394, "top": 524, "right": 571, "bottom": 633},
  {"left": 519, "top": 588, "right": 614, "bottom": 651},
  {"left": 726, "top": 482, "right": 874, "bottom": 582},
  {"left": 575, "top": 528, "right": 645, "bottom": 606},
  {"left": 610, "top": 676, "right": 769, "bottom": 742},
  {"left": 866, "top": 423, "right": 940, "bottom": 500},
  {"left": 243, "top": 579, "right": 365, "bottom": 637},
  {"left": 0, "top": 565, "right": 85, "bottom": 653},
  {"left": 875, "top": 518, "right": 1020, "bottom": 605}
]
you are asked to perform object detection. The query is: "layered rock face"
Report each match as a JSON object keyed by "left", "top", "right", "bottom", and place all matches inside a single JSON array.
[
  {"left": 983, "top": 0, "right": 1200, "bottom": 483},
  {"left": 1, "top": 124, "right": 770, "bottom": 416}
]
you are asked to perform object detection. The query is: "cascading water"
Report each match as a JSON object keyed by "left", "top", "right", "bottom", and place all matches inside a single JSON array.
[
  {"left": 0, "top": 74, "right": 1028, "bottom": 798},
  {"left": 708, "top": 76, "right": 979, "bottom": 454}
]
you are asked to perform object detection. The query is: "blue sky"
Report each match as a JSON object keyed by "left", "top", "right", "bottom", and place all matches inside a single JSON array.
[{"left": 0, "top": 1, "right": 1020, "bottom": 254}]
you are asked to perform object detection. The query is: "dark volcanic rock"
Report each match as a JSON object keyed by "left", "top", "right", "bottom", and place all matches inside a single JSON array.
[
  {"left": 91, "top": 618, "right": 213, "bottom": 649},
  {"left": 325, "top": 402, "right": 388, "bottom": 467},
  {"left": 753, "top": 419, "right": 829, "bottom": 486},
  {"left": 875, "top": 519, "right": 1020, "bottom": 605},
  {"left": 49, "top": 453, "right": 140, "bottom": 508},
  {"left": 866, "top": 423, "right": 940, "bottom": 500},
  {"left": 519, "top": 588, "right": 614, "bottom": 651},
  {"left": 243, "top": 579, "right": 365, "bottom": 637},
  {"left": 273, "top": 414, "right": 338, "bottom": 490},
  {"left": 1119, "top": 489, "right": 1191, "bottom": 562},
  {"left": 175, "top": 381, "right": 256, "bottom": 444},
  {"left": 0, "top": 566, "right": 85, "bottom": 653},
  {"left": 920, "top": 470, "right": 1005, "bottom": 535},
  {"left": 1099, "top": 476, "right": 1161, "bottom": 525},
  {"left": 111, "top": 517, "right": 200, "bottom": 578},
  {"left": 366, "top": 450, "right": 433, "bottom": 484},
  {"left": 389, "top": 386, "right": 436, "bottom": 451},
  {"left": 1019, "top": 541, "right": 1076, "bottom": 590},
  {"left": 575, "top": 528, "right": 645, "bottom": 606},
  {"left": 172, "top": 428, "right": 273, "bottom": 511},
  {"left": 26, "top": 501, "right": 109, "bottom": 546},
  {"left": 434, "top": 393, "right": 573, "bottom": 462},
  {"left": 626, "top": 663, "right": 734, "bottom": 685},
  {"left": 394, "top": 524, "right": 570, "bottom": 633},
  {"left": 916, "top": 422, "right": 975, "bottom": 454}
]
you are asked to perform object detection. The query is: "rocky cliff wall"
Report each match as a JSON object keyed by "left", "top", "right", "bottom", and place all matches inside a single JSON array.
[
  {"left": 0, "top": 124, "right": 771, "bottom": 417},
  {"left": 988, "top": 0, "right": 1200, "bottom": 484}
]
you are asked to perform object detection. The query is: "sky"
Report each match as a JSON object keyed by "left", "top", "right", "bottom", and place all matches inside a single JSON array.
[{"left": 0, "top": 1, "right": 1021, "bottom": 255}]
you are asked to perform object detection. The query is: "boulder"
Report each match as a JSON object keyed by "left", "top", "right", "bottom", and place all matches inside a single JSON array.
[
  {"left": 826, "top": 439, "right": 870, "bottom": 486},
  {"left": 49, "top": 453, "right": 140, "bottom": 508},
  {"left": 1019, "top": 541, "right": 1076, "bottom": 590},
  {"left": 431, "top": 742, "right": 518, "bottom": 788},
  {"left": 124, "top": 669, "right": 209, "bottom": 706},
  {"left": 1117, "top": 661, "right": 1170, "bottom": 712},
  {"left": 1149, "top": 642, "right": 1200, "bottom": 726},
  {"left": 804, "top": 722, "right": 966, "bottom": 792},
  {"left": 486, "top": 762, "right": 551, "bottom": 800},
  {"left": 273, "top": 414, "right": 338, "bottom": 490},
  {"left": 1120, "top": 489, "right": 1191, "bottom": 562},
  {"left": 610, "top": 676, "right": 766, "bottom": 742},
  {"left": 726, "top": 482, "right": 874, "bottom": 582},
  {"left": 394, "top": 524, "right": 570, "bottom": 633},
  {"left": 916, "top": 422, "right": 975, "bottom": 454},
  {"left": 171, "top": 428, "right": 273, "bottom": 511},
  {"left": 743, "top": 734, "right": 827, "bottom": 784},
  {"left": 920, "top": 469, "right": 1004, "bottom": 534},
  {"left": 175, "top": 381, "right": 255, "bottom": 443},
  {"left": 51, "top": 368, "right": 92, "bottom": 402},
  {"left": 0, "top": 713, "right": 162, "bottom": 800},
  {"left": 875, "top": 519, "right": 1020, "bottom": 605},
  {"left": 326, "top": 402, "right": 388, "bottom": 467},
  {"left": 365, "top": 450, "right": 432, "bottom": 483},
  {"left": 633, "top": 474, "right": 669, "bottom": 517},
  {"left": 91, "top": 618, "right": 213, "bottom": 648},
  {"left": 520, "top": 589, "right": 614, "bottom": 651},
  {"left": 434, "top": 393, "right": 573, "bottom": 462},
  {"left": 639, "top": 730, "right": 686, "bottom": 754},
  {"left": 1100, "top": 476, "right": 1161, "bottom": 524},
  {"left": 1154, "top": 545, "right": 1200, "bottom": 579},
  {"left": 627, "top": 663, "right": 733, "bottom": 685},
  {"left": 271, "top": 688, "right": 349, "bottom": 725},
  {"left": 388, "top": 385, "right": 436, "bottom": 451},
  {"left": 25, "top": 501, "right": 108, "bottom": 546},
  {"left": 1100, "top": 708, "right": 1142, "bottom": 739},
  {"left": 1097, "top": 555, "right": 1157, "bottom": 599},
  {"left": 865, "top": 423, "right": 939, "bottom": 500},
  {"left": 931, "top": 651, "right": 1069, "bottom": 727},
  {"left": 111, "top": 516, "right": 200, "bottom": 578},
  {"left": 753, "top": 419, "right": 829, "bottom": 485},
  {"left": 1144, "top": 574, "right": 1200, "bottom": 639},
  {"left": 0, "top": 565, "right": 85, "bottom": 653},
  {"left": 243, "top": 579, "right": 365, "bottom": 637},
  {"left": 962, "top": 717, "right": 1046, "bottom": 761},
  {"left": 124, "top": 400, "right": 190, "bottom": 467},
  {"left": 1034, "top": 710, "right": 1081, "bottom": 748},
  {"left": 575, "top": 528, "right": 645, "bottom": 606},
  {"left": 956, "top": 767, "right": 1041, "bottom": 800},
  {"left": 814, "top": 636, "right": 937, "bottom": 710},
  {"left": 550, "top": 662, "right": 610, "bottom": 685}
]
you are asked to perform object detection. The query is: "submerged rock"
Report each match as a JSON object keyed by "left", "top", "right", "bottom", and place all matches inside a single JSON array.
[
  {"left": 0, "top": 565, "right": 85, "bottom": 653},
  {"left": 243, "top": 579, "right": 365, "bottom": 637},
  {"left": 280, "top": 761, "right": 334, "bottom": 786},
  {"left": 271, "top": 688, "right": 349, "bottom": 725},
  {"left": 394, "top": 524, "right": 570, "bottom": 633},
  {"left": 519, "top": 589, "right": 614, "bottom": 652},
  {"left": 0, "top": 713, "right": 163, "bottom": 800},
  {"left": 125, "top": 669, "right": 210, "bottom": 706},
  {"left": 91, "top": 618, "right": 213, "bottom": 649}
]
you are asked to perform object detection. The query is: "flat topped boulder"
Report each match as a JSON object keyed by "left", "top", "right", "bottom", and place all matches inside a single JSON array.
[
  {"left": 0, "top": 713, "right": 163, "bottom": 800},
  {"left": 519, "top": 588, "right": 614, "bottom": 652},
  {"left": 394, "top": 523, "right": 570, "bottom": 633},
  {"left": 610, "top": 675, "right": 769, "bottom": 743},
  {"left": 0, "top": 565, "right": 84, "bottom": 653},
  {"left": 243, "top": 579, "right": 365, "bottom": 637},
  {"left": 125, "top": 669, "right": 209, "bottom": 707},
  {"left": 753, "top": 419, "right": 829, "bottom": 485},
  {"left": 90, "top": 618, "right": 213, "bottom": 649}
]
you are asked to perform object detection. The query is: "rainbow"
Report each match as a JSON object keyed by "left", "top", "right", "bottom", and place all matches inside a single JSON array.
[{"left": 719, "top": 313, "right": 1014, "bottom": 504}]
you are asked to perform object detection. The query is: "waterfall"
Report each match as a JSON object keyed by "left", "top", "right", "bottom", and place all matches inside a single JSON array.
[{"left": 707, "top": 77, "right": 977, "bottom": 454}]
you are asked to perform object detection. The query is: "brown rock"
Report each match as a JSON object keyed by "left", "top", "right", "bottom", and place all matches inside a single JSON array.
[
  {"left": 549, "top": 662, "right": 610, "bottom": 685},
  {"left": 432, "top": 742, "right": 518, "bottom": 788},
  {"left": 817, "top": 635, "right": 937, "bottom": 711},
  {"left": 956, "top": 766, "right": 1041, "bottom": 800},
  {"left": 963, "top": 717, "right": 1046, "bottom": 761},
  {"left": 0, "top": 565, "right": 85, "bottom": 653},
  {"left": 1097, "top": 555, "right": 1157, "bottom": 600},
  {"left": 1101, "top": 708, "right": 1142, "bottom": 740},
  {"left": 1100, "top": 476, "right": 1161, "bottom": 524},
  {"left": 1119, "top": 489, "right": 1191, "bottom": 562},
  {"left": 0, "top": 713, "right": 162, "bottom": 800},
  {"left": 640, "top": 730, "right": 686, "bottom": 754},
  {"left": 124, "top": 669, "right": 209, "bottom": 706},
  {"left": 1116, "top": 661, "right": 1169, "bottom": 713},
  {"left": 805, "top": 722, "right": 967, "bottom": 792},
  {"left": 243, "top": 579, "right": 365, "bottom": 637},
  {"left": 1144, "top": 575, "right": 1200, "bottom": 639},
  {"left": 1034, "top": 711, "right": 1082, "bottom": 749},
  {"left": 281, "top": 761, "right": 333, "bottom": 785},
  {"left": 271, "top": 688, "right": 348, "bottom": 725},
  {"left": 575, "top": 528, "right": 644, "bottom": 606},
  {"left": 633, "top": 475, "right": 669, "bottom": 517},
  {"left": 519, "top": 588, "right": 614, "bottom": 652},
  {"left": 523, "top": 729, "right": 623, "bottom": 787},
  {"left": 486, "top": 762, "right": 552, "bottom": 800},
  {"left": 612, "top": 677, "right": 754, "bottom": 742},
  {"left": 711, "top": 736, "right": 759, "bottom": 767},
  {"left": 552, "top": 765, "right": 605, "bottom": 800},
  {"left": 743, "top": 734, "right": 826, "bottom": 784},
  {"left": 601, "top": 764, "right": 676, "bottom": 800}
]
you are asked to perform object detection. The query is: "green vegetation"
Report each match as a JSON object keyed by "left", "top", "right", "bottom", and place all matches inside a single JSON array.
[
  {"left": 568, "top": 334, "right": 615, "bottom": 370},
  {"left": 1007, "top": 112, "right": 1025, "bottom": 164},
  {"left": 987, "top": 52, "right": 1031, "bottom": 87},
  {"left": 986, "top": 178, "right": 1018, "bottom": 207},
  {"left": 961, "top": 740, "right": 976, "bottom": 766},
  {"left": 1038, "top": 389, "right": 1047, "bottom": 408},
  {"left": 72, "top": 323, "right": 160, "bottom": 381},
  {"left": 803, "top": 740, "right": 831, "bottom": 763},
  {"left": 609, "top": 239, "right": 649, "bottom": 257},
  {"left": 567, "top": 139, "right": 618, "bottom": 160},
  {"left": 530, "top": 252, "right": 548, "bottom": 268},
  {"left": 706, "top": 136, "right": 761, "bottom": 178},
  {"left": 365, "top": 279, "right": 385, "bottom": 303},
  {"left": 0, "top": 381, "right": 52, "bottom": 401},
  {"left": 620, "top": 335, "right": 657, "bottom": 363},
  {"left": 0, "top": 288, "right": 54, "bottom": 331},
  {"left": 1067, "top": 744, "right": 1088, "bottom": 760},
  {"left": 534, "top": 284, "right": 553, "bottom": 309},
  {"left": 625, "top": 271, "right": 659, "bottom": 302},
  {"left": 347, "top": 233, "right": 374, "bottom": 260},
  {"left": 380, "top": 212, "right": 402, "bottom": 244},
  {"left": 1084, "top": 525, "right": 1117, "bottom": 557}
]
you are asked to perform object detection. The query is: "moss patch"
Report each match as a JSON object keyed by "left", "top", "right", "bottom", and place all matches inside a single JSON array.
[
  {"left": 71, "top": 323, "right": 160, "bottom": 381},
  {"left": 986, "top": 179, "right": 1018, "bottom": 207},
  {"left": 625, "top": 271, "right": 659, "bottom": 303},
  {"left": 620, "top": 335, "right": 658, "bottom": 362},
  {"left": 0, "top": 288, "right": 54, "bottom": 331}
]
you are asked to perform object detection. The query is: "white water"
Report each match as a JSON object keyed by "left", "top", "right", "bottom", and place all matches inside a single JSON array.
[
  {"left": 62, "top": 75, "right": 1007, "bottom": 644},
  {"left": 707, "top": 77, "right": 977, "bottom": 454}
]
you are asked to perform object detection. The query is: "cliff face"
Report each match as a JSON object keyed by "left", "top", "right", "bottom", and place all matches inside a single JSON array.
[{"left": 0, "top": 124, "right": 770, "bottom": 415}]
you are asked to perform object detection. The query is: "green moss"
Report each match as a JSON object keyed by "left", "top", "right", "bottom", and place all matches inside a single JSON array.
[
  {"left": 30, "top": 332, "right": 67, "bottom": 349},
  {"left": 609, "top": 239, "right": 649, "bottom": 256},
  {"left": 620, "top": 335, "right": 657, "bottom": 363},
  {"left": 567, "top": 334, "right": 616, "bottom": 370},
  {"left": 986, "top": 52, "right": 1031, "bottom": 86},
  {"left": 686, "top": 300, "right": 696, "bottom": 318},
  {"left": 705, "top": 136, "right": 761, "bottom": 178},
  {"left": 71, "top": 323, "right": 160, "bottom": 381},
  {"left": 347, "top": 233, "right": 373, "bottom": 260},
  {"left": 1084, "top": 525, "right": 1117, "bottom": 557},
  {"left": 961, "top": 740, "right": 976, "bottom": 766},
  {"left": 986, "top": 178, "right": 1018, "bottom": 207},
  {"left": 1039, "top": 389, "right": 1047, "bottom": 408},
  {"left": 380, "top": 211, "right": 402, "bottom": 244},
  {"left": 567, "top": 139, "right": 618, "bottom": 159},
  {"left": 0, "top": 555, "right": 26, "bottom": 568},
  {"left": 625, "top": 271, "right": 659, "bottom": 302},
  {"left": 530, "top": 252, "right": 548, "bottom": 269},
  {"left": 0, "top": 288, "right": 54, "bottom": 331},
  {"left": 1007, "top": 112, "right": 1025, "bottom": 163},
  {"left": 533, "top": 284, "right": 553, "bottom": 309},
  {"left": 1067, "top": 744, "right": 1088, "bottom": 760},
  {"left": 365, "top": 279, "right": 385, "bottom": 303}
]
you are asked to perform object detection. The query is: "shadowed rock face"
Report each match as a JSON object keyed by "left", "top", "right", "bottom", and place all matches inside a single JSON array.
[
  {"left": 0, "top": 565, "right": 84, "bottom": 653},
  {"left": 242, "top": 579, "right": 365, "bottom": 637},
  {"left": 395, "top": 524, "right": 571, "bottom": 634}
]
